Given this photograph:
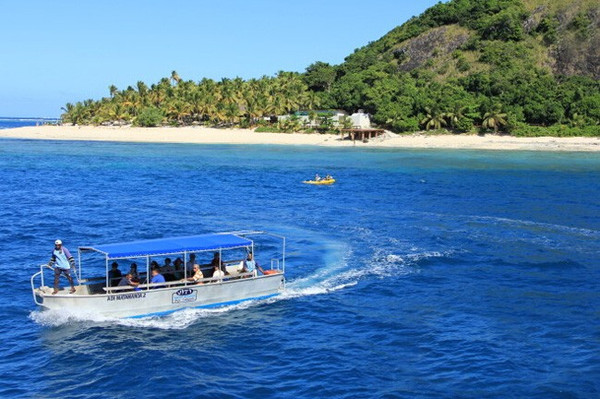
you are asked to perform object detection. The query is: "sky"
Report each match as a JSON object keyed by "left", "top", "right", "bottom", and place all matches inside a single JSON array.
[{"left": 0, "top": 0, "right": 441, "bottom": 117}]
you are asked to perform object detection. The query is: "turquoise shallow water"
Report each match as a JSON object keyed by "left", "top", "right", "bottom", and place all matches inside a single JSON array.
[{"left": 0, "top": 138, "right": 599, "bottom": 398}]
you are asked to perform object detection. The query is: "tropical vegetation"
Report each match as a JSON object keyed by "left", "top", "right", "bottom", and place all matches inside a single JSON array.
[{"left": 62, "top": 0, "right": 600, "bottom": 136}]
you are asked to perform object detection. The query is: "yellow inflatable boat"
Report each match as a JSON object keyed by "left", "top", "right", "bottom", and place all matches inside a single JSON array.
[{"left": 303, "top": 178, "right": 335, "bottom": 185}]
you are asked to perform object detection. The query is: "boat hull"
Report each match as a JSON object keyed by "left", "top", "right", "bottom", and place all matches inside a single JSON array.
[
  {"left": 34, "top": 274, "right": 284, "bottom": 318},
  {"left": 303, "top": 179, "right": 335, "bottom": 185}
]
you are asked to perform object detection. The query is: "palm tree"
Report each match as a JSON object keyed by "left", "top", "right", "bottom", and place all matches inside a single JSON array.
[
  {"left": 107, "top": 103, "right": 130, "bottom": 124},
  {"left": 304, "top": 91, "right": 321, "bottom": 110},
  {"left": 136, "top": 81, "right": 149, "bottom": 108},
  {"left": 482, "top": 105, "right": 507, "bottom": 133},
  {"left": 420, "top": 107, "right": 446, "bottom": 130},
  {"left": 166, "top": 100, "right": 191, "bottom": 124},
  {"left": 170, "top": 70, "right": 181, "bottom": 85},
  {"left": 444, "top": 104, "right": 465, "bottom": 129},
  {"left": 224, "top": 102, "right": 241, "bottom": 125},
  {"left": 109, "top": 85, "right": 118, "bottom": 98},
  {"left": 149, "top": 85, "right": 166, "bottom": 107}
]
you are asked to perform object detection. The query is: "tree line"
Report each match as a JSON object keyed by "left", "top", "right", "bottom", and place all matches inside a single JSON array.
[{"left": 62, "top": 71, "right": 320, "bottom": 128}]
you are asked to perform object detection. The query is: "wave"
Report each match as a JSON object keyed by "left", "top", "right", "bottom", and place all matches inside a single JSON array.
[
  {"left": 407, "top": 210, "right": 600, "bottom": 238},
  {"left": 29, "top": 300, "right": 262, "bottom": 330}
]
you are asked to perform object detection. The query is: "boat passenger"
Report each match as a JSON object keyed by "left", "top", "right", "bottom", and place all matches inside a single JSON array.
[
  {"left": 315, "top": 173, "right": 321, "bottom": 181},
  {"left": 108, "top": 262, "right": 122, "bottom": 287},
  {"left": 325, "top": 174, "right": 332, "bottom": 180},
  {"left": 128, "top": 263, "right": 139, "bottom": 280},
  {"left": 173, "top": 257, "right": 184, "bottom": 279},
  {"left": 118, "top": 273, "right": 140, "bottom": 291},
  {"left": 212, "top": 264, "right": 225, "bottom": 281},
  {"left": 161, "top": 264, "right": 176, "bottom": 281},
  {"left": 174, "top": 257, "right": 183, "bottom": 269},
  {"left": 186, "top": 253, "right": 197, "bottom": 270},
  {"left": 150, "top": 268, "right": 166, "bottom": 289},
  {"left": 210, "top": 252, "right": 228, "bottom": 275},
  {"left": 185, "top": 264, "right": 204, "bottom": 284},
  {"left": 241, "top": 253, "right": 265, "bottom": 276},
  {"left": 48, "top": 239, "right": 76, "bottom": 294}
]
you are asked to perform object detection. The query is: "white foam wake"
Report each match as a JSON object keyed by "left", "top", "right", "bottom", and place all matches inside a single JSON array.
[{"left": 29, "top": 300, "right": 265, "bottom": 330}]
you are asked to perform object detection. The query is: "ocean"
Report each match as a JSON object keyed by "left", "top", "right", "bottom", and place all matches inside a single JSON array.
[
  {"left": 0, "top": 117, "right": 59, "bottom": 130},
  {"left": 0, "top": 131, "right": 599, "bottom": 397}
]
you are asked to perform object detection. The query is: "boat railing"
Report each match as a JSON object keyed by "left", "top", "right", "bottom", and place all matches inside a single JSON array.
[
  {"left": 30, "top": 264, "right": 55, "bottom": 305},
  {"left": 270, "top": 258, "right": 280, "bottom": 270},
  {"left": 102, "top": 271, "right": 268, "bottom": 293}
]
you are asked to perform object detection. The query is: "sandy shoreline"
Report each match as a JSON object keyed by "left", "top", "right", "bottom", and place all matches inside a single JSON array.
[{"left": 1, "top": 125, "right": 600, "bottom": 152}]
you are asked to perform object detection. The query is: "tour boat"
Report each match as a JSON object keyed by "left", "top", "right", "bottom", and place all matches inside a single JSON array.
[{"left": 31, "top": 231, "right": 286, "bottom": 318}]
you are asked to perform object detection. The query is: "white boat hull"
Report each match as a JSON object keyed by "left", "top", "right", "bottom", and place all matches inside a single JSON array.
[{"left": 34, "top": 274, "right": 284, "bottom": 318}]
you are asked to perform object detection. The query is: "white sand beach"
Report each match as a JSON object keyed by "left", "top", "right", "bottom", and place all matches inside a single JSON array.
[{"left": 1, "top": 125, "right": 599, "bottom": 152}]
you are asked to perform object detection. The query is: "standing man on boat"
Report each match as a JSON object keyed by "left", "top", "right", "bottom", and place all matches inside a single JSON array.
[
  {"left": 241, "top": 252, "right": 265, "bottom": 276},
  {"left": 48, "top": 239, "right": 76, "bottom": 294}
]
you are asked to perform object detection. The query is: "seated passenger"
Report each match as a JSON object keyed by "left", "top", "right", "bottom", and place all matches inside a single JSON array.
[
  {"left": 186, "top": 253, "right": 197, "bottom": 270},
  {"left": 185, "top": 264, "right": 204, "bottom": 284},
  {"left": 174, "top": 257, "right": 183, "bottom": 270},
  {"left": 241, "top": 253, "right": 265, "bottom": 276},
  {"left": 314, "top": 173, "right": 321, "bottom": 181},
  {"left": 173, "top": 257, "right": 184, "bottom": 279},
  {"left": 118, "top": 273, "right": 140, "bottom": 291},
  {"left": 150, "top": 268, "right": 166, "bottom": 289},
  {"left": 160, "top": 258, "right": 176, "bottom": 281},
  {"left": 210, "top": 252, "right": 222, "bottom": 267},
  {"left": 108, "top": 262, "right": 122, "bottom": 286},
  {"left": 128, "top": 263, "right": 139, "bottom": 280},
  {"left": 212, "top": 264, "right": 225, "bottom": 281},
  {"left": 325, "top": 174, "right": 332, "bottom": 180},
  {"left": 210, "top": 252, "right": 228, "bottom": 275}
]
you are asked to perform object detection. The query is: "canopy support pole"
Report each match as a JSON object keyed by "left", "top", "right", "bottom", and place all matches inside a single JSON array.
[
  {"left": 183, "top": 250, "right": 187, "bottom": 286},
  {"left": 105, "top": 257, "right": 109, "bottom": 290},
  {"left": 146, "top": 256, "right": 150, "bottom": 291},
  {"left": 77, "top": 249, "right": 82, "bottom": 284},
  {"left": 282, "top": 236, "right": 286, "bottom": 274}
]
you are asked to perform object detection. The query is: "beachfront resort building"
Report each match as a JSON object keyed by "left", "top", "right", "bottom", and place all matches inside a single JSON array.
[{"left": 277, "top": 110, "right": 371, "bottom": 129}]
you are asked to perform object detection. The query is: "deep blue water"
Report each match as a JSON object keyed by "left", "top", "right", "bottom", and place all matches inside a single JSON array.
[
  {"left": 0, "top": 137, "right": 599, "bottom": 398},
  {"left": 0, "top": 117, "right": 59, "bottom": 129}
]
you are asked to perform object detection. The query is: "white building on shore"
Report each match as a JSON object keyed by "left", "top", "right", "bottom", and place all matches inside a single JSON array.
[{"left": 277, "top": 110, "right": 371, "bottom": 128}]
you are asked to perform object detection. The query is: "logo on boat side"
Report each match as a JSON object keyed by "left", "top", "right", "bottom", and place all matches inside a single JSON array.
[
  {"left": 107, "top": 292, "right": 147, "bottom": 301},
  {"left": 173, "top": 288, "right": 197, "bottom": 304}
]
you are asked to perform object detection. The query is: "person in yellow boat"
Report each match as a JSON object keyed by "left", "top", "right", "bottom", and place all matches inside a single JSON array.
[
  {"left": 314, "top": 173, "right": 321, "bottom": 181},
  {"left": 325, "top": 174, "right": 332, "bottom": 180}
]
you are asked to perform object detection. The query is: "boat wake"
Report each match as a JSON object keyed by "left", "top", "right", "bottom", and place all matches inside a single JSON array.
[{"left": 29, "top": 301, "right": 263, "bottom": 330}]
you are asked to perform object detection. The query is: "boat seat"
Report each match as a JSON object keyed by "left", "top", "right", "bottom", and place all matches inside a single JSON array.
[
  {"left": 226, "top": 262, "right": 244, "bottom": 276},
  {"left": 87, "top": 282, "right": 106, "bottom": 295}
]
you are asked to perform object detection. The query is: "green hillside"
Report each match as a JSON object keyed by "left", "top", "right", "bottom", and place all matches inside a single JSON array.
[
  {"left": 314, "top": 0, "right": 600, "bottom": 135},
  {"left": 62, "top": 0, "right": 600, "bottom": 136}
]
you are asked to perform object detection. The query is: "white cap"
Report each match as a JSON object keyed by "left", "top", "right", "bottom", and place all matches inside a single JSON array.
[{"left": 55, "top": 239, "right": 62, "bottom": 245}]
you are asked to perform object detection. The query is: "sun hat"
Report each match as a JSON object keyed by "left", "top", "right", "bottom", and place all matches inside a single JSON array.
[{"left": 55, "top": 239, "right": 62, "bottom": 245}]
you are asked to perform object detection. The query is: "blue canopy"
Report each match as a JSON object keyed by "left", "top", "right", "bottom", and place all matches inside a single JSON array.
[{"left": 80, "top": 233, "right": 252, "bottom": 259}]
